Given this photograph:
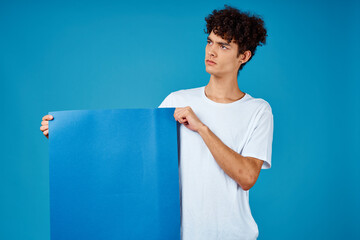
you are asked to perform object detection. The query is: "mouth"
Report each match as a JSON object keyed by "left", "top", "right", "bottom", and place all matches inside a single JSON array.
[{"left": 206, "top": 60, "right": 216, "bottom": 65}]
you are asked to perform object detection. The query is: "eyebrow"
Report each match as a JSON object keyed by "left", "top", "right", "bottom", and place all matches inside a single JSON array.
[{"left": 207, "top": 36, "right": 231, "bottom": 46}]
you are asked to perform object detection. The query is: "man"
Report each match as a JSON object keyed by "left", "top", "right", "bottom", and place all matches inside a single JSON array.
[
  {"left": 40, "top": 5, "right": 273, "bottom": 240},
  {"left": 157, "top": 5, "right": 273, "bottom": 240}
]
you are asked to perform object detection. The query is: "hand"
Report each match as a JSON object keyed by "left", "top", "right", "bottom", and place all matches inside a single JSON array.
[
  {"left": 40, "top": 114, "right": 53, "bottom": 139},
  {"left": 173, "top": 106, "right": 206, "bottom": 132}
]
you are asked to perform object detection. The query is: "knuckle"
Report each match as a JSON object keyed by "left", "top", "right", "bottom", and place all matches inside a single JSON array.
[{"left": 42, "top": 115, "right": 53, "bottom": 121}]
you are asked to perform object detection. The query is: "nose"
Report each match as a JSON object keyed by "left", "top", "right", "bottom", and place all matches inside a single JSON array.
[
  {"left": 207, "top": 45, "right": 216, "bottom": 57},
  {"left": 208, "top": 49, "right": 215, "bottom": 57}
]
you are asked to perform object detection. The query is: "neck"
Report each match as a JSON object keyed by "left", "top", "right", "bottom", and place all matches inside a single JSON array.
[{"left": 205, "top": 74, "right": 245, "bottom": 103}]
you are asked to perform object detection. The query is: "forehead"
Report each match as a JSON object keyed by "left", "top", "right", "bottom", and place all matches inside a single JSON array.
[{"left": 208, "top": 31, "right": 237, "bottom": 46}]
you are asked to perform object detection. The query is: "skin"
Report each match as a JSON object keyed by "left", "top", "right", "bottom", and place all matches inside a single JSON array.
[
  {"left": 40, "top": 30, "right": 263, "bottom": 191},
  {"left": 40, "top": 115, "right": 52, "bottom": 139}
]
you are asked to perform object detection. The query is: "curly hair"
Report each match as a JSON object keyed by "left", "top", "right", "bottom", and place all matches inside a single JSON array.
[{"left": 204, "top": 5, "right": 267, "bottom": 72}]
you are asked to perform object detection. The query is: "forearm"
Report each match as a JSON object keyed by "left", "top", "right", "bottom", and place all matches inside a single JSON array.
[{"left": 197, "top": 124, "right": 257, "bottom": 190}]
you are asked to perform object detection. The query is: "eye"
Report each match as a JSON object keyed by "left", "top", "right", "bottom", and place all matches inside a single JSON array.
[
  {"left": 207, "top": 40, "right": 212, "bottom": 45},
  {"left": 220, "top": 45, "right": 228, "bottom": 50}
]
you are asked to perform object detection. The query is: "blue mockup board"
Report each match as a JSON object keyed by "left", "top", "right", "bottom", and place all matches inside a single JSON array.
[{"left": 48, "top": 108, "right": 180, "bottom": 240}]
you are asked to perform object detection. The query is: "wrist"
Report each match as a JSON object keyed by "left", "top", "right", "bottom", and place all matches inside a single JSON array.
[{"left": 197, "top": 124, "right": 208, "bottom": 134}]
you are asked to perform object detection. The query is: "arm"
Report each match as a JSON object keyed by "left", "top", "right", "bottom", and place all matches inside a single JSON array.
[
  {"left": 197, "top": 124, "right": 263, "bottom": 191},
  {"left": 174, "top": 106, "right": 264, "bottom": 191}
]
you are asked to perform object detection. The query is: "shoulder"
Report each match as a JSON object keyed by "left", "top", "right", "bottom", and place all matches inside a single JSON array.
[
  {"left": 243, "top": 94, "right": 274, "bottom": 124},
  {"left": 245, "top": 93, "right": 273, "bottom": 114},
  {"left": 159, "top": 86, "right": 203, "bottom": 108},
  {"left": 170, "top": 86, "right": 203, "bottom": 97}
]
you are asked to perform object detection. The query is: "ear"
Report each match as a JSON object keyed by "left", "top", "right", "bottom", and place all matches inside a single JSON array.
[
  {"left": 239, "top": 50, "right": 251, "bottom": 64},
  {"left": 238, "top": 50, "right": 252, "bottom": 65}
]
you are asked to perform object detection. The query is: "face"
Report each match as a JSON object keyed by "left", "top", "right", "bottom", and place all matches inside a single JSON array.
[{"left": 205, "top": 31, "right": 242, "bottom": 77}]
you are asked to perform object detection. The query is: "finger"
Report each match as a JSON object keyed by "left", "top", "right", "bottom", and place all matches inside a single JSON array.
[
  {"left": 41, "top": 120, "right": 48, "bottom": 126},
  {"left": 175, "top": 109, "right": 186, "bottom": 118},
  {"left": 174, "top": 113, "right": 180, "bottom": 122},
  {"left": 178, "top": 116, "right": 188, "bottom": 124},
  {"left": 174, "top": 110, "right": 185, "bottom": 121},
  {"left": 42, "top": 115, "right": 54, "bottom": 121},
  {"left": 182, "top": 118, "right": 188, "bottom": 124},
  {"left": 43, "top": 130, "right": 49, "bottom": 136},
  {"left": 179, "top": 108, "right": 189, "bottom": 116},
  {"left": 174, "top": 107, "right": 186, "bottom": 115},
  {"left": 40, "top": 125, "right": 48, "bottom": 131}
]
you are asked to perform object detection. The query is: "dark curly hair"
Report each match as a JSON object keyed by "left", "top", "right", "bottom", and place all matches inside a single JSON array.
[{"left": 204, "top": 5, "right": 267, "bottom": 72}]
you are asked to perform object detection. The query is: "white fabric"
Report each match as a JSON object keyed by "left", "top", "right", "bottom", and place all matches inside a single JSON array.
[{"left": 158, "top": 86, "right": 274, "bottom": 240}]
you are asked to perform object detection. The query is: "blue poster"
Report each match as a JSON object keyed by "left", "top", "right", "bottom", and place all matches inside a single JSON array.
[{"left": 48, "top": 108, "right": 180, "bottom": 240}]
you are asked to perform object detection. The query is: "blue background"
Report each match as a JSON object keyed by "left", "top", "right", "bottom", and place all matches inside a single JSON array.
[{"left": 0, "top": 0, "right": 359, "bottom": 239}]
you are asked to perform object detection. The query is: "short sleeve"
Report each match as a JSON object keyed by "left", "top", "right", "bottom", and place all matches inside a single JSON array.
[
  {"left": 158, "top": 92, "right": 174, "bottom": 108},
  {"left": 241, "top": 103, "right": 274, "bottom": 169}
]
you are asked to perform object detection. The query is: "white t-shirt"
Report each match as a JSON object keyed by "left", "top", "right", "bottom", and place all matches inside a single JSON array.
[{"left": 158, "top": 85, "right": 274, "bottom": 240}]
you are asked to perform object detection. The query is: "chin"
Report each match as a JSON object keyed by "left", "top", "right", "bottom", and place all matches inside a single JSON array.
[
  {"left": 205, "top": 66, "right": 215, "bottom": 74},
  {"left": 205, "top": 69, "right": 214, "bottom": 75},
  {"left": 206, "top": 70, "right": 220, "bottom": 77},
  {"left": 205, "top": 68, "right": 219, "bottom": 76}
]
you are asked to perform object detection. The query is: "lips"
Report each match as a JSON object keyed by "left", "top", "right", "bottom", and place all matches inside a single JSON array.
[{"left": 206, "top": 60, "right": 216, "bottom": 64}]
